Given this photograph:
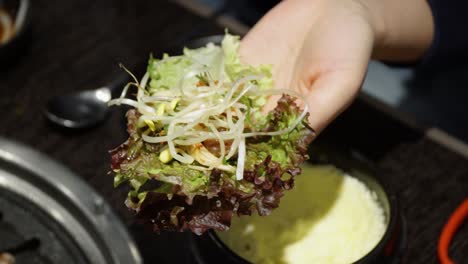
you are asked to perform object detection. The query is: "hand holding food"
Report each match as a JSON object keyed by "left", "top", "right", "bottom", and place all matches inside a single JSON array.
[
  {"left": 240, "top": 0, "right": 433, "bottom": 133},
  {"left": 109, "top": 34, "right": 314, "bottom": 234},
  {"left": 109, "top": 0, "right": 435, "bottom": 236}
]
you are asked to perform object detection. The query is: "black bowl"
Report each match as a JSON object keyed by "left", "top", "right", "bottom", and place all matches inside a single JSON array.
[
  {"left": 189, "top": 142, "right": 407, "bottom": 264},
  {"left": 0, "top": 0, "right": 31, "bottom": 67}
]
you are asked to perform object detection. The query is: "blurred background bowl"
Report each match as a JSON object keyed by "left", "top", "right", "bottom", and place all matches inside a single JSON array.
[{"left": 0, "top": 0, "right": 31, "bottom": 66}]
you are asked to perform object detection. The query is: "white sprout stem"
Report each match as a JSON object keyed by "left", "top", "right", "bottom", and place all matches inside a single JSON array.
[
  {"left": 227, "top": 83, "right": 257, "bottom": 108},
  {"left": 141, "top": 95, "right": 176, "bottom": 103},
  {"left": 224, "top": 75, "right": 261, "bottom": 103},
  {"left": 119, "top": 82, "right": 139, "bottom": 100},
  {"left": 136, "top": 71, "right": 149, "bottom": 102},
  {"left": 207, "top": 123, "right": 225, "bottom": 163},
  {"left": 235, "top": 137, "right": 246, "bottom": 180},
  {"left": 168, "top": 140, "right": 193, "bottom": 164}
]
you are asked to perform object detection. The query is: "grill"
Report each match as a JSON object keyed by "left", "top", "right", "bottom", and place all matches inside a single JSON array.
[
  {"left": 0, "top": 137, "right": 142, "bottom": 264},
  {"left": 0, "top": 189, "right": 86, "bottom": 263}
]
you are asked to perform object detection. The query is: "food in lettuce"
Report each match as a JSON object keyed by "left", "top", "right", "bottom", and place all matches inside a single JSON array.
[{"left": 108, "top": 33, "right": 315, "bottom": 235}]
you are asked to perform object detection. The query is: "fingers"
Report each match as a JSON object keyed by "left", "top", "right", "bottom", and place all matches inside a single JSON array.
[
  {"left": 239, "top": 0, "right": 317, "bottom": 67},
  {"left": 301, "top": 69, "right": 365, "bottom": 134},
  {"left": 292, "top": 20, "right": 373, "bottom": 134},
  {"left": 238, "top": 0, "right": 373, "bottom": 135}
]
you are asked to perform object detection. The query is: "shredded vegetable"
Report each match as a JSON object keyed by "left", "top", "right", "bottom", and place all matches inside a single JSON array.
[{"left": 108, "top": 34, "right": 308, "bottom": 180}]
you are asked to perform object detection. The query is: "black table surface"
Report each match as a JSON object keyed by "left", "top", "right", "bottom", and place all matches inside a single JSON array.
[{"left": 0, "top": 0, "right": 467, "bottom": 263}]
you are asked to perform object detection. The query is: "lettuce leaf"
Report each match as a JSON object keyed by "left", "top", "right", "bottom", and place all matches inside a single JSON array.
[
  {"left": 222, "top": 34, "right": 273, "bottom": 90},
  {"left": 148, "top": 54, "right": 192, "bottom": 91},
  {"left": 110, "top": 96, "right": 314, "bottom": 235},
  {"left": 109, "top": 33, "right": 314, "bottom": 235}
]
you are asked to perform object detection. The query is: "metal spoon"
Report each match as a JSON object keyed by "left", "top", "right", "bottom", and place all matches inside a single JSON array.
[{"left": 44, "top": 74, "right": 128, "bottom": 129}]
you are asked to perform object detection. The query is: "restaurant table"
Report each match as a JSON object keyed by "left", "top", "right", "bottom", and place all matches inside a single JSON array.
[{"left": 0, "top": 0, "right": 467, "bottom": 263}]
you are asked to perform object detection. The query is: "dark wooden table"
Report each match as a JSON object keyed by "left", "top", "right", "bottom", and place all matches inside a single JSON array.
[{"left": 0, "top": 0, "right": 466, "bottom": 263}]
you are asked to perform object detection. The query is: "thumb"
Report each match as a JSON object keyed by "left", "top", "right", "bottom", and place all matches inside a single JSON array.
[{"left": 299, "top": 69, "right": 365, "bottom": 134}]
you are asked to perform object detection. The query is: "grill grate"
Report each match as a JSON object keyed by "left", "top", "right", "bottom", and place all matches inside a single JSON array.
[
  {"left": 0, "top": 137, "right": 142, "bottom": 264},
  {"left": 0, "top": 188, "right": 88, "bottom": 264}
]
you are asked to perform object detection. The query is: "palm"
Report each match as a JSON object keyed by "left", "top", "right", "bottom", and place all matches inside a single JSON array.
[{"left": 240, "top": 0, "right": 374, "bottom": 132}]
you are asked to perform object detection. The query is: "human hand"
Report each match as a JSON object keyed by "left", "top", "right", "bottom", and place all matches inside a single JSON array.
[{"left": 240, "top": 0, "right": 433, "bottom": 133}]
